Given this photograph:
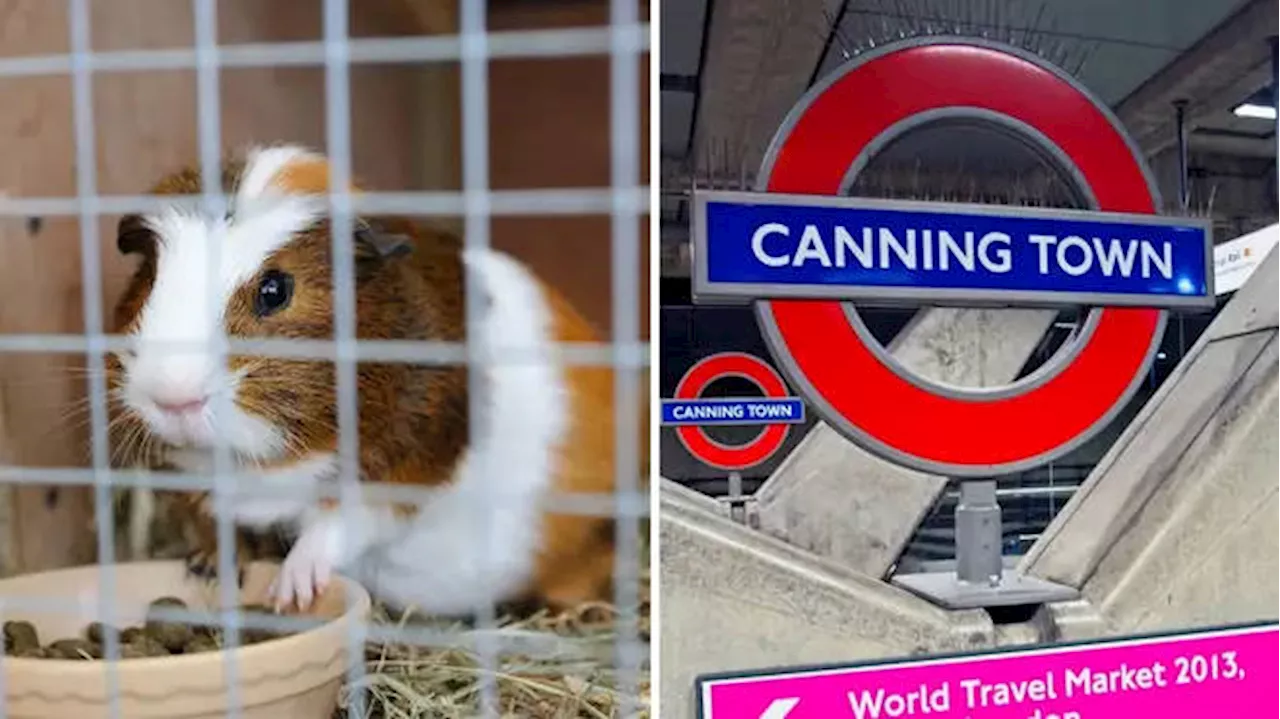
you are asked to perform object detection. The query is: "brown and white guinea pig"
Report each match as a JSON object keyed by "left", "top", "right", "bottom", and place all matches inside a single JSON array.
[{"left": 105, "top": 143, "right": 645, "bottom": 615}]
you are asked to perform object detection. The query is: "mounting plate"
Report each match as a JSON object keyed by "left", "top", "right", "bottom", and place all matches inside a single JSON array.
[{"left": 891, "top": 568, "right": 1080, "bottom": 610}]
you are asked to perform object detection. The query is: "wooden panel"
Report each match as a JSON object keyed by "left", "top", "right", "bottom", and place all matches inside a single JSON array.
[
  {"left": 407, "top": 0, "right": 462, "bottom": 197},
  {"left": 0, "top": 4, "right": 95, "bottom": 570},
  {"left": 487, "top": 1, "right": 652, "bottom": 340}
]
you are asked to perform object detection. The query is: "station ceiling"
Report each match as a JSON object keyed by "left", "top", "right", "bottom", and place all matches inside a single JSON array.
[{"left": 659, "top": 0, "right": 1278, "bottom": 275}]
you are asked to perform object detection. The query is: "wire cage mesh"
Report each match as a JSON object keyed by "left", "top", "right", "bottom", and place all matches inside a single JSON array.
[{"left": 0, "top": 1, "right": 650, "bottom": 717}]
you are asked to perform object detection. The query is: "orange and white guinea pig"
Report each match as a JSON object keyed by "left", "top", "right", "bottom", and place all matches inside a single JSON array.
[{"left": 106, "top": 143, "right": 638, "bottom": 615}]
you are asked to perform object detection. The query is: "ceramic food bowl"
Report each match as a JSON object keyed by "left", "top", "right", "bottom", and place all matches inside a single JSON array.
[{"left": 0, "top": 560, "right": 370, "bottom": 719}]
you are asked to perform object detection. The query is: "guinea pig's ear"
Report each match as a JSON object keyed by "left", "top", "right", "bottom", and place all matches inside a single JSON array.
[
  {"left": 116, "top": 214, "right": 155, "bottom": 257},
  {"left": 354, "top": 220, "right": 412, "bottom": 262}
]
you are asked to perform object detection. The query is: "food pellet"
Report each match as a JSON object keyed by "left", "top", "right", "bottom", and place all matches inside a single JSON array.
[
  {"left": 129, "top": 635, "right": 171, "bottom": 657},
  {"left": 48, "top": 639, "right": 98, "bottom": 660},
  {"left": 4, "top": 621, "right": 39, "bottom": 653},
  {"left": 120, "top": 644, "right": 149, "bottom": 660},
  {"left": 86, "top": 622, "right": 123, "bottom": 644},
  {"left": 145, "top": 597, "right": 194, "bottom": 652},
  {"left": 186, "top": 634, "right": 220, "bottom": 654},
  {"left": 14, "top": 600, "right": 295, "bottom": 660}
]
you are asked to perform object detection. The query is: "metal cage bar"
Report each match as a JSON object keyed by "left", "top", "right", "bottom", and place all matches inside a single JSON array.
[
  {"left": 457, "top": 0, "right": 502, "bottom": 714},
  {"left": 0, "top": 188, "right": 649, "bottom": 218},
  {"left": 67, "top": 1, "right": 123, "bottom": 718},
  {"left": 0, "top": 26, "right": 649, "bottom": 77},
  {"left": 319, "top": 0, "right": 373, "bottom": 712},
  {"left": 190, "top": 0, "right": 247, "bottom": 716},
  {"left": 610, "top": 0, "right": 645, "bottom": 715}
]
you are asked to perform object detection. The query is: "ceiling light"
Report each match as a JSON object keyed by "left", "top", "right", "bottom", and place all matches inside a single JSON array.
[{"left": 1233, "top": 102, "right": 1277, "bottom": 120}]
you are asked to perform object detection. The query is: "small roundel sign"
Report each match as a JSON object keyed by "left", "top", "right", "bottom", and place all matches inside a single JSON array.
[{"left": 662, "top": 352, "right": 806, "bottom": 472}]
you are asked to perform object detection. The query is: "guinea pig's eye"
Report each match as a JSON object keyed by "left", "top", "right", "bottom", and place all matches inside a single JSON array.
[
  {"left": 116, "top": 214, "right": 155, "bottom": 257},
  {"left": 253, "top": 270, "right": 294, "bottom": 317}
]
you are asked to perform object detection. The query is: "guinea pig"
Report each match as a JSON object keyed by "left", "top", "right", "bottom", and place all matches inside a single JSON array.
[{"left": 105, "top": 143, "right": 643, "bottom": 616}]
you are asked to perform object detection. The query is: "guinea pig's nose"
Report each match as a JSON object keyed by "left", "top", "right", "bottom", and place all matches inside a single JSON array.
[{"left": 153, "top": 393, "right": 209, "bottom": 416}]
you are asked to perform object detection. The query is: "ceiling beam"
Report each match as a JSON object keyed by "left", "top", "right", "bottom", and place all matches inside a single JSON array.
[
  {"left": 1190, "top": 127, "right": 1276, "bottom": 159},
  {"left": 689, "top": 0, "right": 830, "bottom": 182},
  {"left": 1115, "top": 0, "right": 1278, "bottom": 158}
]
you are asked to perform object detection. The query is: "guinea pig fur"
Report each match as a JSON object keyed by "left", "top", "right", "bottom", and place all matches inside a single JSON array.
[{"left": 105, "top": 144, "right": 632, "bottom": 616}]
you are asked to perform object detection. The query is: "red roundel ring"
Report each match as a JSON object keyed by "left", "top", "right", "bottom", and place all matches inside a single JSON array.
[
  {"left": 754, "top": 38, "right": 1166, "bottom": 477},
  {"left": 674, "top": 352, "right": 793, "bottom": 472}
]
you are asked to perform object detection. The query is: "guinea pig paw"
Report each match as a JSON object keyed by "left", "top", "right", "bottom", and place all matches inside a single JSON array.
[{"left": 270, "top": 541, "right": 333, "bottom": 613}]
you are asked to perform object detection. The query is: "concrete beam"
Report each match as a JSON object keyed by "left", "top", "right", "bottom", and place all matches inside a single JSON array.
[
  {"left": 1036, "top": 323, "right": 1278, "bottom": 639},
  {"left": 754, "top": 305, "right": 1059, "bottom": 578},
  {"left": 690, "top": 0, "right": 830, "bottom": 182},
  {"left": 1189, "top": 130, "right": 1276, "bottom": 159},
  {"left": 659, "top": 478, "right": 1000, "bottom": 719},
  {"left": 659, "top": 0, "right": 823, "bottom": 250},
  {"left": 1116, "top": 0, "right": 1278, "bottom": 157},
  {"left": 1023, "top": 245, "right": 1279, "bottom": 587},
  {"left": 1089, "top": 336, "right": 1277, "bottom": 633}
]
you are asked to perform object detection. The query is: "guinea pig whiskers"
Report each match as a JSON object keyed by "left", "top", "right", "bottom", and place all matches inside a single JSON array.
[
  {"left": 108, "top": 405, "right": 152, "bottom": 459},
  {"left": 109, "top": 420, "right": 145, "bottom": 468},
  {"left": 5, "top": 368, "right": 115, "bottom": 421},
  {"left": 231, "top": 396, "right": 314, "bottom": 457},
  {"left": 232, "top": 362, "right": 338, "bottom": 394},
  {"left": 107, "top": 414, "right": 150, "bottom": 468},
  {"left": 54, "top": 392, "right": 96, "bottom": 424},
  {"left": 231, "top": 361, "right": 321, "bottom": 384},
  {"left": 52, "top": 364, "right": 111, "bottom": 380},
  {"left": 243, "top": 393, "right": 334, "bottom": 429},
  {"left": 231, "top": 358, "right": 267, "bottom": 378},
  {"left": 0, "top": 374, "right": 100, "bottom": 392},
  {"left": 57, "top": 393, "right": 135, "bottom": 446}
]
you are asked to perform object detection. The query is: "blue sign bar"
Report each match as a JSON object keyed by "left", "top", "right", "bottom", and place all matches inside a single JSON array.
[
  {"left": 690, "top": 190, "right": 1216, "bottom": 309},
  {"left": 661, "top": 398, "right": 807, "bottom": 427}
]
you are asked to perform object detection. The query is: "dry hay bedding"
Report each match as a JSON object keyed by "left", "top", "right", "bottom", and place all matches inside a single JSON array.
[
  {"left": 109, "top": 496, "right": 651, "bottom": 717},
  {"left": 344, "top": 588, "right": 651, "bottom": 719}
]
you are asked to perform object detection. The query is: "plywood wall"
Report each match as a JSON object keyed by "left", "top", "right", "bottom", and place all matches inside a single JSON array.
[
  {"left": 0, "top": 0, "right": 648, "bottom": 574},
  {"left": 488, "top": 0, "right": 652, "bottom": 341}
]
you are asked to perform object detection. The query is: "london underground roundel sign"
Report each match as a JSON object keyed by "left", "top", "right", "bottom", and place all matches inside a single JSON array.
[
  {"left": 689, "top": 37, "right": 1214, "bottom": 478},
  {"left": 663, "top": 352, "right": 806, "bottom": 472}
]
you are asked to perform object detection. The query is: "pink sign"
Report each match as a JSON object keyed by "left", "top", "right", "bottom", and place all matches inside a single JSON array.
[{"left": 698, "top": 623, "right": 1278, "bottom": 719}]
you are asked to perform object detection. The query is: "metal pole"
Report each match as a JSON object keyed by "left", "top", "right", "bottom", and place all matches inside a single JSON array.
[
  {"left": 1173, "top": 99, "right": 1190, "bottom": 212},
  {"left": 727, "top": 471, "right": 744, "bottom": 523},
  {"left": 954, "top": 479, "right": 1003, "bottom": 586}
]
